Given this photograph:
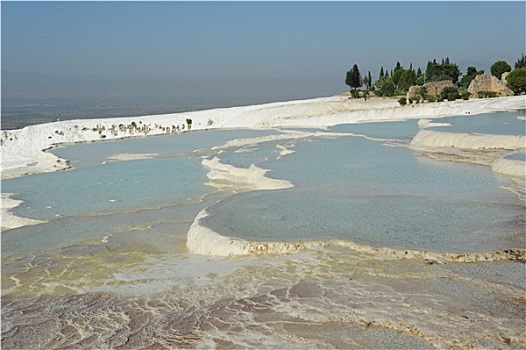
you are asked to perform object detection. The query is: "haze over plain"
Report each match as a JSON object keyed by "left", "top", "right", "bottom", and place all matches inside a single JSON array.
[{"left": 2, "top": 2, "right": 525, "bottom": 111}]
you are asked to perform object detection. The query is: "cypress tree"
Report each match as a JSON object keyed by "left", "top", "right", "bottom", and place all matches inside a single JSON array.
[
  {"left": 350, "top": 64, "right": 362, "bottom": 89},
  {"left": 346, "top": 64, "right": 362, "bottom": 90},
  {"left": 345, "top": 70, "right": 353, "bottom": 88},
  {"left": 426, "top": 61, "right": 435, "bottom": 82}
]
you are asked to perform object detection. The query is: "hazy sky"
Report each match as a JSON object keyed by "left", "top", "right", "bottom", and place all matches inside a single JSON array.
[{"left": 2, "top": 1, "right": 525, "bottom": 102}]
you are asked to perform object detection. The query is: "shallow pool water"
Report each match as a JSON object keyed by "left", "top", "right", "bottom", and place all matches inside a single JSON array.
[
  {"left": 2, "top": 157, "right": 208, "bottom": 220},
  {"left": 203, "top": 135, "right": 523, "bottom": 253},
  {"left": 429, "top": 110, "right": 526, "bottom": 135},
  {"left": 327, "top": 119, "right": 420, "bottom": 139},
  {"left": 505, "top": 152, "right": 526, "bottom": 161},
  {"left": 52, "top": 129, "right": 278, "bottom": 169},
  {"left": 1, "top": 129, "right": 277, "bottom": 257}
]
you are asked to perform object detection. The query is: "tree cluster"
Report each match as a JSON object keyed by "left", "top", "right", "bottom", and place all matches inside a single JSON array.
[
  {"left": 373, "top": 62, "right": 424, "bottom": 96},
  {"left": 425, "top": 58, "right": 461, "bottom": 83},
  {"left": 345, "top": 54, "right": 526, "bottom": 100}
]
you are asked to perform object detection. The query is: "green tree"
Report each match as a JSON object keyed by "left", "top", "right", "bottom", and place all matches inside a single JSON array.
[
  {"left": 377, "top": 78, "right": 395, "bottom": 97},
  {"left": 466, "top": 66, "right": 478, "bottom": 76},
  {"left": 425, "top": 58, "right": 461, "bottom": 83},
  {"left": 490, "top": 60, "right": 512, "bottom": 79},
  {"left": 441, "top": 86, "right": 460, "bottom": 101},
  {"left": 368, "top": 71, "right": 372, "bottom": 89},
  {"left": 442, "top": 62, "right": 461, "bottom": 83},
  {"left": 460, "top": 66, "right": 484, "bottom": 88},
  {"left": 362, "top": 75, "right": 370, "bottom": 90},
  {"left": 397, "top": 69, "right": 417, "bottom": 93},
  {"left": 425, "top": 61, "right": 435, "bottom": 82},
  {"left": 345, "top": 70, "right": 353, "bottom": 89},
  {"left": 379, "top": 67, "right": 384, "bottom": 80},
  {"left": 506, "top": 67, "right": 526, "bottom": 94},
  {"left": 416, "top": 69, "right": 425, "bottom": 85},
  {"left": 515, "top": 54, "right": 526, "bottom": 69},
  {"left": 345, "top": 64, "right": 362, "bottom": 90},
  {"left": 391, "top": 68, "right": 404, "bottom": 86}
]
